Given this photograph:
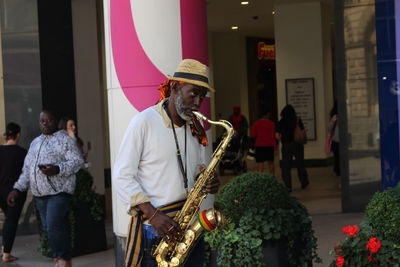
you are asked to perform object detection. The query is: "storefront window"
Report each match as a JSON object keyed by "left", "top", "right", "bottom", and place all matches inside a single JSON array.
[
  {"left": 336, "top": 0, "right": 381, "bottom": 211},
  {"left": 0, "top": 0, "right": 42, "bottom": 148}
]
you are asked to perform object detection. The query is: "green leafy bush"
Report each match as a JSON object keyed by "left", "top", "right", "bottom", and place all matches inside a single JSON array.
[
  {"left": 72, "top": 169, "right": 104, "bottom": 222},
  {"left": 215, "top": 172, "right": 291, "bottom": 223},
  {"left": 206, "top": 172, "right": 320, "bottom": 267},
  {"left": 330, "top": 219, "right": 400, "bottom": 266},
  {"left": 365, "top": 186, "right": 400, "bottom": 243},
  {"left": 330, "top": 185, "right": 400, "bottom": 266}
]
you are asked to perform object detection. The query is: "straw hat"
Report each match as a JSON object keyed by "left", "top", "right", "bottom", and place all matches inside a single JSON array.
[{"left": 168, "top": 59, "right": 214, "bottom": 92}]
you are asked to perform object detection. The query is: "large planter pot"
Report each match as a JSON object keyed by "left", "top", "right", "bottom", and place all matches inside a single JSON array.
[
  {"left": 262, "top": 239, "right": 312, "bottom": 267},
  {"left": 208, "top": 243, "right": 288, "bottom": 267},
  {"left": 262, "top": 240, "right": 290, "bottom": 267},
  {"left": 72, "top": 202, "right": 107, "bottom": 257},
  {"left": 208, "top": 239, "right": 312, "bottom": 267}
]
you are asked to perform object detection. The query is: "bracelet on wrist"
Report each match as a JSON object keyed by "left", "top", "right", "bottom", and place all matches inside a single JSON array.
[{"left": 148, "top": 208, "right": 159, "bottom": 223}]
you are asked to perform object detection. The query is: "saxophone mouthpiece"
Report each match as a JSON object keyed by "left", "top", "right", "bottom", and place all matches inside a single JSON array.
[{"left": 192, "top": 111, "right": 208, "bottom": 122}]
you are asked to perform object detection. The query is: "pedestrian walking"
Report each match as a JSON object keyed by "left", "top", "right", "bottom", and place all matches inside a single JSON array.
[
  {"left": 7, "top": 111, "right": 84, "bottom": 267},
  {"left": 0, "top": 122, "right": 27, "bottom": 263}
]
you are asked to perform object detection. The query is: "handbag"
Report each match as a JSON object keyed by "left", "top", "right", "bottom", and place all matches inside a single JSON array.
[
  {"left": 294, "top": 118, "right": 307, "bottom": 144},
  {"left": 324, "top": 119, "right": 337, "bottom": 153},
  {"left": 324, "top": 133, "right": 333, "bottom": 154}
]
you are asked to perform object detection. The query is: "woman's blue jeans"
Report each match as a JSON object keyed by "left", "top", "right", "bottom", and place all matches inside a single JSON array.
[{"left": 35, "top": 193, "right": 72, "bottom": 260}]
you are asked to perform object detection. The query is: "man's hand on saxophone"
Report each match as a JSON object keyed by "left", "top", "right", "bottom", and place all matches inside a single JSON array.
[
  {"left": 197, "top": 166, "right": 220, "bottom": 194},
  {"left": 204, "top": 175, "right": 220, "bottom": 194},
  {"left": 138, "top": 202, "right": 181, "bottom": 240}
]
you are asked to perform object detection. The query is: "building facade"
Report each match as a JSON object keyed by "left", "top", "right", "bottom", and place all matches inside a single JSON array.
[{"left": 0, "top": 0, "right": 399, "bottom": 266}]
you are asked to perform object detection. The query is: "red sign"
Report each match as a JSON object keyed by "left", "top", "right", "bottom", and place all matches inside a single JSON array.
[{"left": 257, "top": 42, "right": 275, "bottom": 60}]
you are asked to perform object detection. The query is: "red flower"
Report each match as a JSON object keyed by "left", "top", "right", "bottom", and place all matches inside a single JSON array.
[
  {"left": 336, "top": 256, "right": 345, "bottom": 267},
  {"left": 342, "top": 225, "right": 359, "bottom": 236},
  {"left": 366, "top": 237, "right": 381, "bottom": 253}
]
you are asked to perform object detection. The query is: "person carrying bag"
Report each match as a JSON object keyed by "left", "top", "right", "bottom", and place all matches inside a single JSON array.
[
  {"left": 276, "top": 105, "right": 309, "bottom": 192},
  {"left": 294, "top": 117, "right": 307, "bottom": 144}
]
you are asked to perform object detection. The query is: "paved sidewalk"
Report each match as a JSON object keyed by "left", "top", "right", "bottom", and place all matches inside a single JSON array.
[
  {"left": 0, "top": 213, "right": 365, "bottom": 267},
  {"left": 0, "top": 231, "right": 115, "bottom": 267}
]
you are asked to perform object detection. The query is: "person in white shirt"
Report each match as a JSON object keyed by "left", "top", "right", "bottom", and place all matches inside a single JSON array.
[{"left": 113, "top": 59, "right": 219, "bottom": 267}]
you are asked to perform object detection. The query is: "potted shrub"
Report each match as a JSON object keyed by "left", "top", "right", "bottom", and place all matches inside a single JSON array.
[
  {"left": 37, "top": 169, "right": 107, "bottom": 257},
  {"left": 205, "top": 172, "right": 321, "bottom": 267},
  {"left": 330, "top": 185, "right": 400, "bottom": 266}
]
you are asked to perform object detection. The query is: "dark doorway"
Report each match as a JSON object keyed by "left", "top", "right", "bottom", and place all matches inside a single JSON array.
[
  {"left": 37, "top": 0, "right": 76, "bottom": 119},
  {"left": 246, "top": 37, "right": 277, "bottom": 125}
]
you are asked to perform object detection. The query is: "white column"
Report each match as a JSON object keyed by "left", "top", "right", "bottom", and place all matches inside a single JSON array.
[
  {"left": 103, "top": 0, "right": 211, "bottom": 239},
  {"left": 274, "top": 1, "right": 333, "bottom": 160},
  {"left": 71, "top": 0, "right": 106, "bottom": 194}
]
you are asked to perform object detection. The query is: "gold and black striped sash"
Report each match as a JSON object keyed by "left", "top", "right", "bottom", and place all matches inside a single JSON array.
[{"left": 125, "top": 199, "right": 186, "bottom": 267}]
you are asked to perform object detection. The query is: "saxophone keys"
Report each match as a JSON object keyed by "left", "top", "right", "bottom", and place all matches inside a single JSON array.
[
  {"left": 170, "top": 257, "right": 180, "bottom": 266},
  {"left": 184, "top": 230, "right": 195, "bottom": 242},
  {"left": 176, "top": 242, "right": 188, "bottom": 254},
  {"left": 158, "top": 261, "right": 169, "bottom": 267},
  {"left": 183, "top": 216, "right": 191, "bottom": 223}
]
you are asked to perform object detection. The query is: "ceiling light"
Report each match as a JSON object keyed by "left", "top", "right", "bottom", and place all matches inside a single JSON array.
[
  {"left": 241, "top": 1, "right": 249, "bottom": 5},
  {"left": 272, "top": 10, "right": 276, "bottom": 15},
  {"left": 231, "top": 26, "right": 239, "bottom": 30}
]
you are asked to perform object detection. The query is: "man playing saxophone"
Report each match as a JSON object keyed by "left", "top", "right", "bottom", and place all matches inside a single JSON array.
[{"left": 113, "top": 59, "right": 220, "bottom": 267}]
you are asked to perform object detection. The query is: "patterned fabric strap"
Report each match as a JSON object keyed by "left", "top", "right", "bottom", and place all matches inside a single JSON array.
[{"left": 125, "top": 199, "right": 186, "bottom": 267}]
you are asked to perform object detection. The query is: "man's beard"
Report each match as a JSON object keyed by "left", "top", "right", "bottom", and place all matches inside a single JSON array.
[{"left": 174, "top": 94, "right": 193, "bottom": 121}]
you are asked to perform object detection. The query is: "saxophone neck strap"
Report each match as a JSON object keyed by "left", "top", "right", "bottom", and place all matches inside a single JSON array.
[{"left": 164, "top": 100, "right": 188, "bottom": 190}]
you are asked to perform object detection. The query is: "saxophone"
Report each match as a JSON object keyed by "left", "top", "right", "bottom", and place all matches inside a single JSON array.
[{"left": 153, "top": 111, "right": 234, "bottom": 267}]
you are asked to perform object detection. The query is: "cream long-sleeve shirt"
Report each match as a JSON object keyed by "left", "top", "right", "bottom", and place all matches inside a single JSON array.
[{"left": 113, "top": 100, "right": 206, "bottom": 212}]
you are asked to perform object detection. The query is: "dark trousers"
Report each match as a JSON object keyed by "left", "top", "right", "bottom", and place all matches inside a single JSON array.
[
  {"left": 35, "top": 193, "right": 72, "bottom": 260},
  {"left": 141, "top": 224, "right": 205, "bottom": 267},
  {"left": 0, "top": 189, "right": 27, "bottom": 253},
  {"left": 281, "top": 142, "right": 309, "bottom": 190},
  {"left": 331, "top": 141, "right": 340, "bottom": 176}
]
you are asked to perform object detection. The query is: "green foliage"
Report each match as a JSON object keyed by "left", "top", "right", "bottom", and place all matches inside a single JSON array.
[
  {"left": 215, "top": 172, "right": 291, "bottom": 223},
  {"left": 365, "top": 186, "right": 400, "bottom": 243},
  {"left": 329, "top": 219, "right": 400, "bottom": 266},
  {"left": 330, "top": 185, "right": 400, "bottom": 266},
  {"left": 72, "top": 169, "right": 104, "bottom": 222},
  {"left": 206, "top": 172, "right": 321, "bottom": 267},
  {"left": 38, "top": 169, "right": 104, "bottom": 255}
]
